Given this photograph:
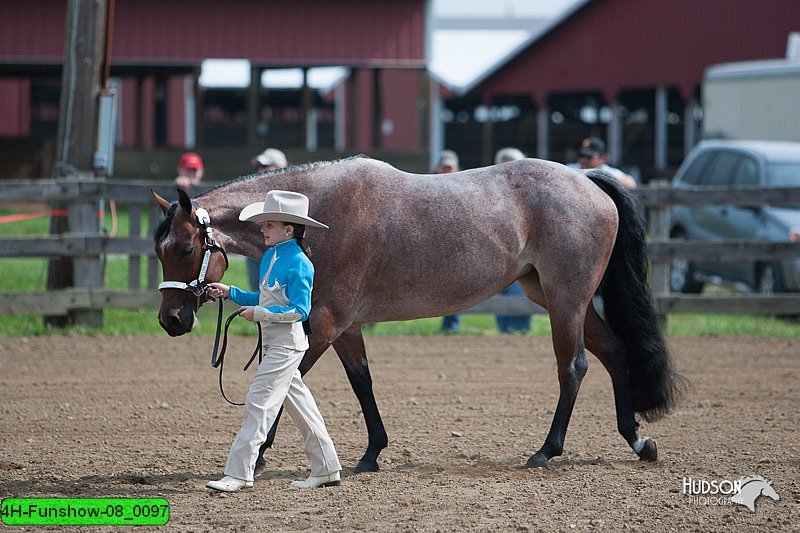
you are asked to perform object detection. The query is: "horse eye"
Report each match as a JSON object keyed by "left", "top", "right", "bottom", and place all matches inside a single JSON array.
[{"left": 181, "top": 245, "right": 194, "bottom": 257}]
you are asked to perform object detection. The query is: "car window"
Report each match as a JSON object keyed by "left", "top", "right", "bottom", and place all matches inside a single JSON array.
[
  {"left": 706, "top": 152, "right": 740, "bottom": 186},
  {"left": 767, "top": 162, "right": 800, "bottom": 187},
  {"left": 678, "top": 151, "right": 714, "bottom": 185},
  {"left": 732, "top": 157, "right": 759, "bottom": 187}
]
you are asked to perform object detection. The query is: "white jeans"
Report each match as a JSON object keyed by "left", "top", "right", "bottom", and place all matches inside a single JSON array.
[{"left": 223, "top": 345, "right": 341, "bottom": 482}]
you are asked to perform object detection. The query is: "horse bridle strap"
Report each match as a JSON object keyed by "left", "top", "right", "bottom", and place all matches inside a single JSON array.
[
  {"left": 157, "top": 206, "right": 229, "bottom": 298},
  {"left": 210, "top": 301, "right": 263, "bottom": 406},
  {"left": 156, "top": 247, "right": 214, "bottom": 294}
]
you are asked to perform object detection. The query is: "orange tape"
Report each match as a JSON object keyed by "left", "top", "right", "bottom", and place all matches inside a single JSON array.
[
  {"left": 0, "top": 209, "right": 105, "bottom": 224},
  {"left": 0, "top": 212, "right": 49, "bottom": 224}
]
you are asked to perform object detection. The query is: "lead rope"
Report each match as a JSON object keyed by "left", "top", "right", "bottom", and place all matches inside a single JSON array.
[{"left": 210, "top": 299, "right": 263, "bottom": 406}]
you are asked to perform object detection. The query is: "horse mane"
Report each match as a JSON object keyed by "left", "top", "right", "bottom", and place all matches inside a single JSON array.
[
  {"left": 198, "top": 154, "right": 369, "bottom": 198},
  {"left": 154, "top": 155, "right": 368, "bottom": 243}
]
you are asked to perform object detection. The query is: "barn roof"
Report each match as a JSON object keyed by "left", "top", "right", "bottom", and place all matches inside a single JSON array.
[
  {"left": 0, "top": 0, "right": 428, "bottom": 74},
  {"left": 467, "top": 0, "right": 800, "bottom": 102}
]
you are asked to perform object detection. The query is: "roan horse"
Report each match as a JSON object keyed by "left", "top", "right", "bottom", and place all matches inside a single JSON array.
[{"left": 152, "top": 155, "right": 685, "bottom": 471}]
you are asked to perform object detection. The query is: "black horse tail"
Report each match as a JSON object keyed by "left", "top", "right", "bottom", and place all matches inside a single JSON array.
[{"left": 587, "top": 170, "right": 687, "bottom": 422}]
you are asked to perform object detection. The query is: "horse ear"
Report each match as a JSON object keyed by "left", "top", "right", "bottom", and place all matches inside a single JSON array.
[
  {"left": 177, "top": 187, "right": 193, "bottom": 214},
  {"left": 151, "top": 190, "right": 171, "bottom": 215}
]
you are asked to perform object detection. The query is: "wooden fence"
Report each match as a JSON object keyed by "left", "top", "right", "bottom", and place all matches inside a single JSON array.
[
  {"left": 640, "top": 183, "right": 800, "bottom": 316},
  {"left": 1, "top": 177, "right": 800, "bottom": 322},
  {"left": 0, "top": 177, "right": 172, "bottom": 318}
]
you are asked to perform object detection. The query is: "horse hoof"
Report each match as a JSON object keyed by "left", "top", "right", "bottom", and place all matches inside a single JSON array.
[
  {"left": 637, "top": 439, "right": 658, "bottom": 462},
  {"left": 254, "top": 457, "right": 267, "bottom": 473},
  {"left": 353, "top": 459, "right": 380, "bottom": 474},
  {"left": 526, "top": 453, "right": 549, "bottom": 468}
]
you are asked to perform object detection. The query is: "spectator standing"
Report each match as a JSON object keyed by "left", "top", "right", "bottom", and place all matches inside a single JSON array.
[
  {"left": 494, "top": 147, "right": 532, "bottom": 334},
  {"left": 252, "top": 147, "right": 288, "bottom": 171},
  {"left": 435, "top": 150, "right": 462, "bottom": 333},
  {"left": 574, "top": 137, "right": 637, "bottom": 189},
  {"left": 247, "top": 148, "right": 289, "bottom": 290},
  {"left": 175, "top": 152, "right": 204, "bottom": 191}
]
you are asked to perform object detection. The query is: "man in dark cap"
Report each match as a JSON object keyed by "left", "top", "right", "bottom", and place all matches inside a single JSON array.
[{"left": 576, "top": 137, "right": 637, "bottom": 189}]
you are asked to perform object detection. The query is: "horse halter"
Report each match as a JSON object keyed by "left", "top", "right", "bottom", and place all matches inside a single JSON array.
[
  {"left": 156, "top": 202, "right": 261, "bottom": 406},
  {"left": 157, "top": 205, "right": 229, "bottom": 304}
]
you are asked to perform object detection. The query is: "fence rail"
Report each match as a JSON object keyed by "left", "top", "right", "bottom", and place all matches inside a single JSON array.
[
  {"left": 2, "top": 178, "right": 800, "bottom": 320},
  {"left": 3, "top": 289, "right": 158, "bottom": 316},
  {"left": 0, "top": 235, "right": 152, "bottom": 257},
  {"left": 641, "top": 183, "right": 800, "bottom": 317}
]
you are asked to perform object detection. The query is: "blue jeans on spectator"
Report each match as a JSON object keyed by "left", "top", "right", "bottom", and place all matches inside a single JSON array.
[
  {"left": 496, "top": 282, "right": 531, "bottom": 333},
  {"left": 441, "top": 314, "right": 461, "bottom": 332}
]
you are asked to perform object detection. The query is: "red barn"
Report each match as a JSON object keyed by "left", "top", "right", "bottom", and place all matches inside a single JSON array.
[
  {"left": 448, "top": 0, "right": 800, "bottom": 179},
  {"left": 0, "top": 0, "right": 432, "bottom": 178}
]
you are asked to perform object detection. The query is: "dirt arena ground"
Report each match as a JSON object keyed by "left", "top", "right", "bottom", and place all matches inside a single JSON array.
[{"left": 1, "top": 334, "right": 799, "bottom": 531}]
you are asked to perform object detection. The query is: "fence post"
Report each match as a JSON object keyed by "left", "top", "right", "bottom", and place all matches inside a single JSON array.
[
  {"left": 69, "top": 177, "right": 105, "bottom": 327},
  {"left": 46, "top": 0, "right": 108, "bottom": 328},
  {"left": 647, "top": 180, "right": 670, "bottom": 330},
  {"left": 128, "top": 205, "right": 142, "bottom": 290}
]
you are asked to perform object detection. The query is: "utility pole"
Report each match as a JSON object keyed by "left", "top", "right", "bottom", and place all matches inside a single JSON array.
[{"left": 46, "top": 0, "right": 108, "bottom": 328}]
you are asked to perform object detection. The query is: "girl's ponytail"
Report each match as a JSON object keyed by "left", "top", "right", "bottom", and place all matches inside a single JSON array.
[{"left": 294, "top": 224, "right": 312, "bottom": 257}]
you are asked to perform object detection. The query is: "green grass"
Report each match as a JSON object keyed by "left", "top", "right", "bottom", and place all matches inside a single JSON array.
[
  {"left": 0, "top": 253, "right": 257, "bottom": 337},
  {"left": 0, "top": 204, "right": 152, "bottom": 238},
  {"left": 665, "top": 313, "right": 800, "bottom": 336},
  {"left": 361, "top": 313, "right": 800, "bottom": 337},
  {"left": 2, "top": 206, "right": 799, "bottom": 337}
]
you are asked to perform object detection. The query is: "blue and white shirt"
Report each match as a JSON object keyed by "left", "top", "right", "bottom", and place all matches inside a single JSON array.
[{"left": 228, "top": 239, "right": 313, "bottom": 350}]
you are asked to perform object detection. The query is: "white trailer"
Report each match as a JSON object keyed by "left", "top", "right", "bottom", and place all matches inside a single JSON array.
[{"left": 703, "top": 57, "right": 800, "bottom": 142}]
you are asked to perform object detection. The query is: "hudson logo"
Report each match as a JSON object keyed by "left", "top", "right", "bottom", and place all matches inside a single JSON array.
[{"left": 682, "top": 475, "right": 780, "bottom": 512}]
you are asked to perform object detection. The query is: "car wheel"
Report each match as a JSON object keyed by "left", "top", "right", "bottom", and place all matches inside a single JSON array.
[
  {"left": 669, "top": 232, "right": 703, "bottom": 293},
  {"left": 756, "top": 263, "right": 798, "bottom": 320},
  {"left": 756, "top": 262, "right": 788, "bottom": 294},
  {"left": 756, "top": 263, "right": 776, "bottom": 295}
]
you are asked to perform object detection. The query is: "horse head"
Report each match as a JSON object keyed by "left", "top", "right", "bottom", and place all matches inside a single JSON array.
[
  {"left": 152, "top": 188, "right": 228, "bottom": 337},
  {"left": 731, "top": 475, "right": 780, "bottom": 512}
]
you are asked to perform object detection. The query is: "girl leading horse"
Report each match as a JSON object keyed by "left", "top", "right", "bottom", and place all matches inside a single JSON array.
[{"left": 153, "top": 156, "right": 685, "bottom": 472}]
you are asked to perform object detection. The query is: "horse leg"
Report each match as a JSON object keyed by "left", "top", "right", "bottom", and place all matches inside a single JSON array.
[
  {"left": 254, "top": 407, "right": 284, "bottom": 473},
  {"left": 527, "top": 303, "right": 589, "bottom": 468},
  {"left": 332, "top": 326, "right": 388, "bottom": 473},
  {"left": 515, "top": 271, "right": 590, "bottom": 467},
  {"left": 583, "top": 306, "right": 658, "bottom": 461}
]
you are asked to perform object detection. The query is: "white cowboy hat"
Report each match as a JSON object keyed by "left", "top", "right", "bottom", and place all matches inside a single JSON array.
[{"left": 239, "top": 190, "right": 329, "bottom": 228}]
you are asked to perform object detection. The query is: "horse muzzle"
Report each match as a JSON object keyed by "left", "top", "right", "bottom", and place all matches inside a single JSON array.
[{"left": 159, "top": 303, "right": 197, "bottom": 337}]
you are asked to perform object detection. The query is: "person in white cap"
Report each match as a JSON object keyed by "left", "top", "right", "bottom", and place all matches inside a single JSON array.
[
  {"left": 433, "top": 150, "right": 462, "bottom": 333},
  {"left": 205, "top": 190, "right": 341, "bottom": 492},
  {"left": 247, "top": 148, "right": 289, "bottom": 291},
  {"left": 493, "top": 147, "right": 532, "bottom": 335},
  {"left": 251, "top": 147, "right": 288, "bottom": 171}
]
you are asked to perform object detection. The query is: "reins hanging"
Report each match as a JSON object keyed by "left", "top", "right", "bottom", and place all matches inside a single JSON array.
[{"left": 210, "top": 300, "right": 263, "bottom": 406}]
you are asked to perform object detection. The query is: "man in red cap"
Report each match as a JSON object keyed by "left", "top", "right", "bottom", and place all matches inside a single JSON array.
[{"left": 175, "top": 152, "right": 204, "bottom": 191}]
